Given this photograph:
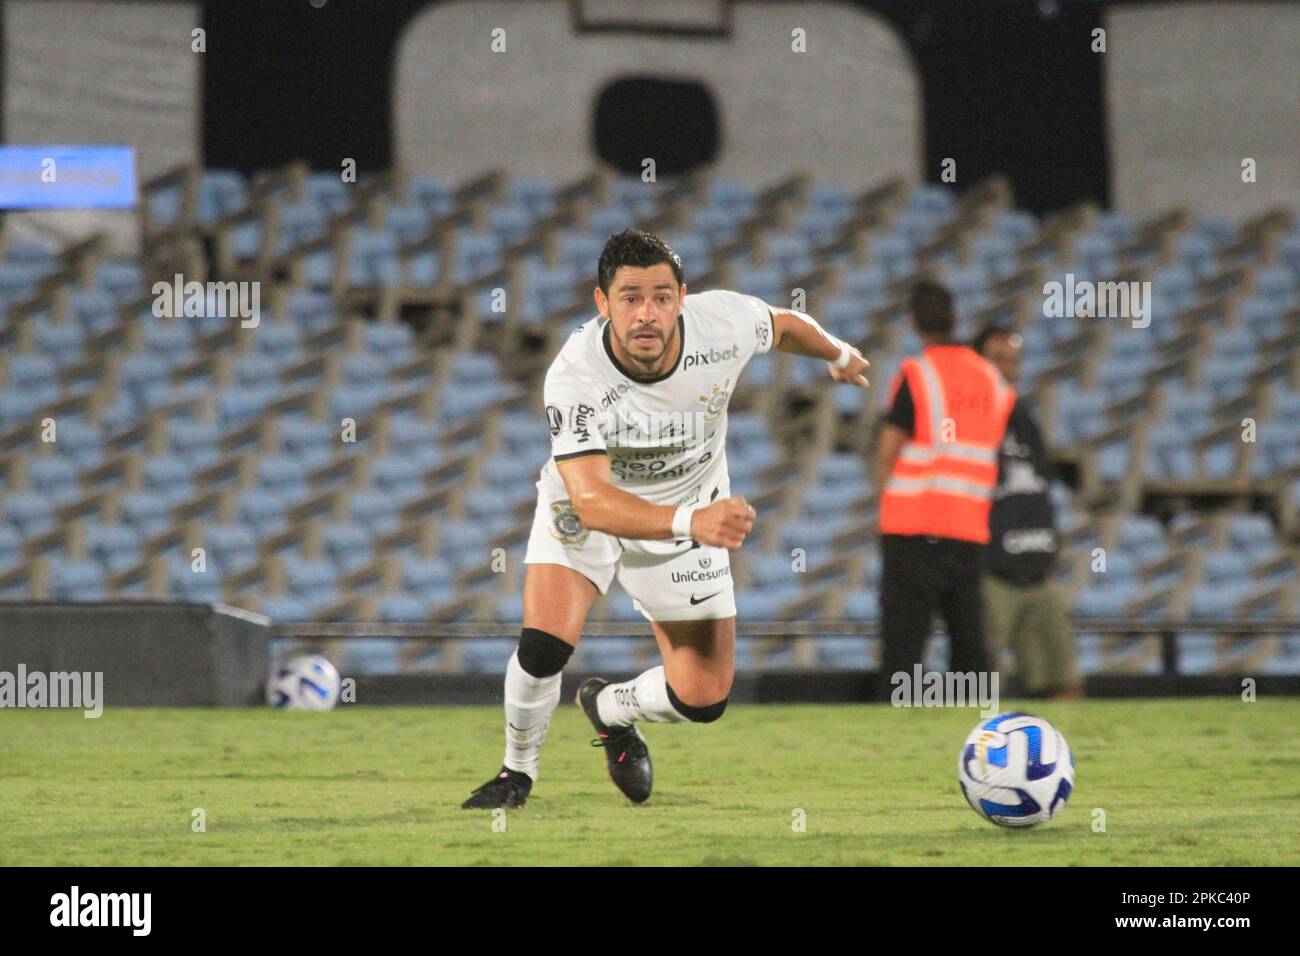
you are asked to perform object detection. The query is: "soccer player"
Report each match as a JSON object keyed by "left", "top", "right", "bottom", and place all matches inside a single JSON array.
[{"left": 462, "top": 229, "right": 870, "bottom": 809}]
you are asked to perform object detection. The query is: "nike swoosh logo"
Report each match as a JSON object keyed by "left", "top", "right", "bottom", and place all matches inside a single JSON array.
[{"left": 689, "top": 591, "right": 722, "bottom": 605}]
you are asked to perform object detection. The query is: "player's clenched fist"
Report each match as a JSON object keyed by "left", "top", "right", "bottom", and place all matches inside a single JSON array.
[{"left": 690, "top": 496, "right": 757, "bottom": 550}]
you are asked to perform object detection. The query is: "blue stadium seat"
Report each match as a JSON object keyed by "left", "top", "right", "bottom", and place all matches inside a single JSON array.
[
  {"left": 142, "top": 455, "right": 194, "bottom": 506},
  {"left": 1095, "top": 438, "right": 1131, "bottom": 482},
  {"left": 1114, "top": 515, "right": 1166, "bottom": 565},
  {"left": 707, "top": 181, "right": 756, "bottom": 218},
  {"left": 255, "top": 454, "right": 308, "bottom": 496},
  {"left": 1159, "top": 382, "right": 1215, "bottom": 429},
  {"left": 304, "top": 173, "right": 351, "bottom": 216},
  {"left": 401, "top": 554, "right": 454, "bottom": 593},
  {"left": 1199, "top": 550, "right": 1253, "bottom": 589},
  {"left": 48, "top": 558, "right": 105, "bottom": 600},
  {"left": 277, "top": 417, "right": 335, "bottom": 469},
  {"left": 350, "top": 228, "right": 401, "bottom": 287},
  {"left": 689, "top": 206, "right": 742, "bottom": 247},
  {"left": 323, "top": 522, "right": 374, "bottom": 573},
  {"left": 385, "top": 202, "right": 433, "bottom": 246},
  {"left": 215, "top": 385, "right": 277, "bottom": 428},
  {"left": 459, "top": 638, "right": 516, "bottom": 673},
  {"left": 730, "top": 261, "right": 785, "bottom": 304},
  {"left": 81, "top": 520, "right": 140, "bottom": 573},
  {"left": 1177, "top": 632, "right": 1218, "bottom": 675},
  {"left": 585, "top": 203, "right": 636, "bottom": 240},
  {"left": 0, "top": 523, "right": 21, "bottom": 572},
  {"left": 1225, "top": 514, "right": 1278, "bottom": 558},
  {"left": 1150, "top": 262, "right": 1197, "bottom": 312},
  {"left": 375, "top": 596, "right": 430, "bottom": 624},
  {"left": 120, "top": 490, "right": 173, "bottom": 537},
  {"left": 348, "top": 489, "right": 402, "bottom": 531},
  {"left": 1094, "top": 350, "right": 1152, "bottom": 395},
  {"left": 284, "top": 556, "right": 338, "bottom": 598},
  {"left": 259, "top": 595, "right": 312, "bottom": 621},
  {"left": 26, "top": 456, "right": 80, "bottom": 504},
  {"left": 197, "top": 170, "right": 247, "bottom": 224},
  {"left": 1259, "top": 636, "right": 1300, "bottom": 676},
  {"left": 1076, "top": 234, "right": 1119, "bottom": 278},
  {"left": 1176, "top": 233, "right": 1217, "bottom": 279},
  {"left": 1188, "top": 583, "right": 1253, "bottom": 618},
  {"left": 735, "top": 584, "right": 800, "bottom": 620},
  {"left": 1198, "top": 428, "right": 1242, "bottom": 479},
  {"left": 508, "top": 176, "right": 557, "bottom": 219},
  {"left": 451, "top": 229, "right": 503, "bottom": 285},
  {"left": 275, "top": 200, "right": 327, "bottom": 255},
  {"left": 169, "top": 555, "right": 222, "bottom": 602},
  {"left": 766, "top": 232, "right": 814, "bottom": 278},
  {"left": 609, "top": 177, "right": 659, "bottom": 219},
  {"left": 747, "top": 550, "right": 797, "bottom": 589},
  {"left": 206, "top": 522, "right": 258, "bottom": 575},
  {"left": 0, "top": 261, "right": 45, "bottom": 300},
  {"left": 573, "top": 637, "right": 641, "bottom": 674},
  {"left": 1074, "top": 579, "right": 1138, "bottom": 617},
  {"left": 235, "top": 489, "right": 289, "bottom": 535},
  {"left": 340, "top": 636, "right": 403, "bottom": 673},
  {"left": 737, "top": 350, "right": 774, "bottom": 388},
  {"left": 794, "top": 207, "right": 845, "bottom": 247},
  {"left": 89, "top": 262, "right": 143, "bottom": 304},
  {"left": 870, "top": 233, "right": 915, "bottom": 279},
  {"left": 407, "top": 176, "right": 455, "bottom": 217},
  {"left": 811, "top": 639, "right": 873, "bottom": 671},
  {"left": 842, "top": 588, "right": 880, "bottom": 620},
  {"left": 820, "top": 295, "right": 868, "bottom": 340},
  {"left": 329, "top": 383, "right": 390, "bottom": 421},
  {"left": 368, "top": 454, "right": 426, "bottom": 499},
  {"left": 1054, "top": 382, "right": 1108, "bottom": 444},
  {"left": 32, "top": 315, "right": 85, "bottom": 367}
]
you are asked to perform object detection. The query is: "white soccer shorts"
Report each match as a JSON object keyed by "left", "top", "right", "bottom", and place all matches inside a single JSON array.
[{"left": 522, "top": 483, "right": 737, "bottom": 622}]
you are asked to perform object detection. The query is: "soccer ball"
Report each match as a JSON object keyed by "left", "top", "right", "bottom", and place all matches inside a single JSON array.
[
  {"left": 957, "top": 712, "right": 1074, "bottom": 828},
  {"left": 267, "top": 654, "right": 341, "bottom": 710}
]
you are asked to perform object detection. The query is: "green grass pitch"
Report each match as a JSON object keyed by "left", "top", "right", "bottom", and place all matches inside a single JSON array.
[{"left": 3, "top": 699, "right": 1298, "bottom": 866}]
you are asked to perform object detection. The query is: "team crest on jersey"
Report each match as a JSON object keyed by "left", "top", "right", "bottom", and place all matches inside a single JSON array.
[
  {"left": 697, "top": 377, "right": 731, "bottom": 422},
  {"left": 548, "top": 500, "right": 589, "bottom": 546}
]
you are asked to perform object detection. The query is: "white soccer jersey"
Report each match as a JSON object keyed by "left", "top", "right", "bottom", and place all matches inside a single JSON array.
[{"left": 538, "top": 288, "right": 776, "bottom": 553}]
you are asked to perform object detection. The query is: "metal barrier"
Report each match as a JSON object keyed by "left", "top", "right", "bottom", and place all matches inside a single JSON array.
[{"left": 275, "top": 619, "right": 1300, "bottom": 679}]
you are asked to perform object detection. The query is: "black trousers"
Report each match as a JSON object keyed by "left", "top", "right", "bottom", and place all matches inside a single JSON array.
[{"left": 877, "top": 534, "right": 991, "bottom": 697}]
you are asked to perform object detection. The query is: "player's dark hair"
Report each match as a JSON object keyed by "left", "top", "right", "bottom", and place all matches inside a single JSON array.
[
  {"left": 972, "top": 323, "right": 1013, "bottom": 356},
  {"left": 910, "top": 280, "right": 956, "bottom": 337},
  {"left": 597, "top": 229, "right": 684, "bottom": 295}
]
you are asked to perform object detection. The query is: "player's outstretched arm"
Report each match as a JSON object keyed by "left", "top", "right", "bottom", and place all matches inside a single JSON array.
[
  {"left": 556, "top": 453, "right": 756, "bottom": 549},
  {"left": 771, "top": 309, "right": 870, "bottom": 388}
]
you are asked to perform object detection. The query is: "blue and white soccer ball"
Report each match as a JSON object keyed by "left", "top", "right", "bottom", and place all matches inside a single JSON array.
[
  {"left": 267, "top": 654, "right": 341, "bottom": 711},
  {"left": 957, "top": 712, "right": 1074, "bottom": 828}
]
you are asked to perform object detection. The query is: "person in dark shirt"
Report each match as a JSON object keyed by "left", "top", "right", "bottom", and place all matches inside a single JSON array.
[{"left": 973, "top": 325, "right": 1082, "bottom": 699}]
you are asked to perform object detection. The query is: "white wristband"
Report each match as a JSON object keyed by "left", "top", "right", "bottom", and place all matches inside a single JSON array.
[
  {"left": 672, "top": 505, "right": 697, "bottom": 540},
  {"left": 833, "top": 339, "right": 853, "bottom": 369}
]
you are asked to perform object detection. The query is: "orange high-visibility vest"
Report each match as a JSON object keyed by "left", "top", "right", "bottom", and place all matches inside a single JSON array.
[{"left": 879, "top": 344, "right": 1016, "bottom": 543}]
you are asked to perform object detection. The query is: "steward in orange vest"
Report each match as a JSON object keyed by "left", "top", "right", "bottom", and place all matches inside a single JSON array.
[
  {"left": 872, "top": 281, "right": 1015, "bottom": 697},
  {"left": 878, "top": 343, "right": 1015, "bottom": 541}
]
